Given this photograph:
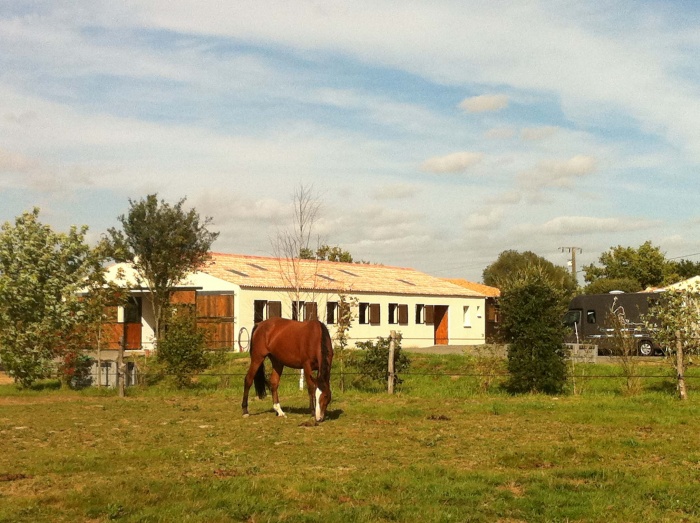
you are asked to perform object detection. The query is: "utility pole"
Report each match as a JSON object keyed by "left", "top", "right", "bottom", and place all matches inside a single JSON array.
[{"left": 560, "top": 247, "right": 582, "bottom": 281}]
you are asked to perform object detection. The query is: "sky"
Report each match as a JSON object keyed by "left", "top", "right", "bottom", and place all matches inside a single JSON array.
[{"left": 1, "top": 1, "right": 700, "bottom": 283}]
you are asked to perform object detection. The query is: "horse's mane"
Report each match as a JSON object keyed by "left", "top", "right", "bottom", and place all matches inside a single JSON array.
[{"left": 318, "top": 321, "right": 332, "bottom": 387}]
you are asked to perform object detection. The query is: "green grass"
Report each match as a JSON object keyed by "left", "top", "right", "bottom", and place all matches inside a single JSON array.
[{"left": 1, "top": 354, "right": 700, "bottom": 522}]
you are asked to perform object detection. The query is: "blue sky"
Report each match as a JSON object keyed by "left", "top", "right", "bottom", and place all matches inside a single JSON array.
[{"left": 1, "top": 1, "right": 699, "bottom": 282}]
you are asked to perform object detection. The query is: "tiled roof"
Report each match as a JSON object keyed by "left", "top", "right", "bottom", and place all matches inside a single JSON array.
[
  {"left": 202, "top": 253, "right": 484, "bottom": 298},
  {"left": 444, "top": 278, "right": 500, "bottom": 298}
]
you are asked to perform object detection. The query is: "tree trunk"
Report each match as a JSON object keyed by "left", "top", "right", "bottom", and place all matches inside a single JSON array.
[{"left": 676, "top": 330, "right": 688, "bottom": 401}]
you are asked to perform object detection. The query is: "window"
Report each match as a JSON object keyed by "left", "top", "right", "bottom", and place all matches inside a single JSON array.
[
  {"left": 389, "top": 303, "right": 409, "bottom": 325},
  {"left": 416, "top": 304, "right": 425, "bottom": 324},
  {"left": 359, "top": 303, "right": 381, "bottom": 325},
  {"left": 359, "top": 303, "right": 369, "bottom": 324},
  {"left": 254, "top": 300, "right": 266, "bottom": 323},
  {"left": 563, "top": 310, "right": 581, "bottom": 327},
  {"left": 254, "top": 300, "right": 282, "bottom": 323},
  {"left": 463, "top": 305, "right": 471, "bottom": 327},
  {"left": 123, "top": 297, "right": 141, "bottom": 324},
  {"left": 292, "top": 301, "right": 304, "bottom": 321},
  {"left": 327, "top": 302, "right": 338, "bottom": 324}
]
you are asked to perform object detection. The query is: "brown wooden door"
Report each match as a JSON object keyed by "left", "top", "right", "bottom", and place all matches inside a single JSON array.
[
  {"left": 196, "top": 294, "right": 234, "bottom": 350},
  {"left": 434, "top": 306, "right": 449, "bottom": 345}
]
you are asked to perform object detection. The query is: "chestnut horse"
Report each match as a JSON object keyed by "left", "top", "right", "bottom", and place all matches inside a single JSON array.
[{"left": 241, "top": 318, "right": 334, "bottom": 422}]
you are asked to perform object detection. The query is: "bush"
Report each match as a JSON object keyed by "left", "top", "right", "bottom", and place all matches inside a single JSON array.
[
  {"left": 58, "top": 351, "right": 94, "bottom": 390},
  {"left": 356, "top": 334, "right": 411, "bottom": 389},
  {"left": 156, "top": 314, "right": 209, "bottom": 388}
]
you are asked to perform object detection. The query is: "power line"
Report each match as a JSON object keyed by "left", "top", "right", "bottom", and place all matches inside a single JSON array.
[
  {"left": 668, "top": 252, "right": 700, "bottom": 261},
  {"left": 560, "top": 247, "right": 582, "bottom": 277}
]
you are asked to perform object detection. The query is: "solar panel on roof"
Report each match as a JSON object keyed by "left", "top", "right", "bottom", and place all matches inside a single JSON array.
[
  {"left": 227, "top": 269, "right": 249, "bottom": 277},
  {"left": 247, "top": 263, "right": 268, "bottom": 271}
]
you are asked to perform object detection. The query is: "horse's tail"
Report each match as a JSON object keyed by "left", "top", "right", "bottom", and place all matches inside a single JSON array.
[
  {"left": 250, "top": 323, "right": 268, "bottom": 399},
  {"left": 318, "top": 321, "right": 333, "bottom": 389}
]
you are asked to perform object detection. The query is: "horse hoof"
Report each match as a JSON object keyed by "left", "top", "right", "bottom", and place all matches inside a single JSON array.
[{"left": 243, "top": 413, "right": 249, "bottom": 418}]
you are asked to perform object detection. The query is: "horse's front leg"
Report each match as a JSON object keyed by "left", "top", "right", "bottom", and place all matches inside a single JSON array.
[
  {"left": 303, "top": 363, "right": 318, "bottom": 416},
  {"left": 270, "top": 359, "right": 286, "bottom": 417},
  {"left": 242, "top": 353, "right": 265, "bottom": 417}
]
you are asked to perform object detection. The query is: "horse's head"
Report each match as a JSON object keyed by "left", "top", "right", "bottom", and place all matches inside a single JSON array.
[{"left": 314, "top": 386, "right": 332, "bottom": 422}]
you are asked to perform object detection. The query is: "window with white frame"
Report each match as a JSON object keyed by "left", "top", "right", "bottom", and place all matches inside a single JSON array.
[{"left": 463, "top": 305, "right": 471, "bottom": 327}]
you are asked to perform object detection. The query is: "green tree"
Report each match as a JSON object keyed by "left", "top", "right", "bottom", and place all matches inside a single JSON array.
[
  {"left": 333, "top": 293, "right": 358, "bottom": 392},
  {"left": 583, "top": 277, "right": 642, "bottom": 295},
  {"left": 0, "top": 209, "right": 108, "bottom": 387},
  {"left": 108, "top": 194, "right": 218, "bottom": 343},
  {"left": 583, "top": 241, "right": 672, "bottom": 291},
  {"left": 313, "top": 245, "right": 354, "bottom": 263},
  {"left": 483, "top": 250, "right": 577, "bottom": 297},
  {"left": 646, "top": 282, "right": 700, "bottom": 400},
  {"left": 500, "top": 265, "right": 569, "bottom": 394},
  {"left": 356, "top": 334, "right": 411, "bottom": 390},
  {"left": 670, "top": 259, "right": 700, "bottom": 280},
  {"left": 156, "top": 312, "right": 209, "bottom": 388}
]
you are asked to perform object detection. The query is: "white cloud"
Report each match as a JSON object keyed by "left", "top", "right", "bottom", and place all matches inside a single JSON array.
[
  {"left": 518, "top": 215, "right": 658, "bottom": 236},
  {"left": 0, "top": 148, "right": 37, "bottom": 173},
  {"left": 484, "top": 126, "right": 516, "bottom": 140},
  {"left": 420, "top": 152, "right": 484, "bottom": 174},
  {"left": 521, "top": 126, "right": 559, "bottom": 141},
  {"left": 458, "top": 94, "right": 509, "bottom": 113},
  {"left": 518, "top": 155, "right": 597, "bottom": 190},
  {"left": 372, "top": 183, "right": 419, "bottom": 200},
  {"left": 466, "top": 207, "right": 503, "bottom": 231}
]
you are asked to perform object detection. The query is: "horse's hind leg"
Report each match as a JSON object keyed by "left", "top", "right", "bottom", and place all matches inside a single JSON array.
[{"left": 270, "top": 359, "right": 286, "bottom": 417}]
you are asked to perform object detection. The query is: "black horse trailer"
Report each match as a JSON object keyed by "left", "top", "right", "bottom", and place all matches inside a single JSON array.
[{"left": 563, "top": 292, "right": 660, "bottom": 356}]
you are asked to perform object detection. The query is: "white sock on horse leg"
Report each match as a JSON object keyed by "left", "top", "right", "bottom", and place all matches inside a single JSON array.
[
  {"left": 273, "top": 403, "right": 286, "bottom": 417},
  {"left": 315, "top": 388, "right": 322, "bottom": 420}
]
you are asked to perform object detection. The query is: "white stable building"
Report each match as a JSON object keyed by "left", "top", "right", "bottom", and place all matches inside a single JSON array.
[{"left": 103, "top": 253, "right": 488, "bottom": 352}]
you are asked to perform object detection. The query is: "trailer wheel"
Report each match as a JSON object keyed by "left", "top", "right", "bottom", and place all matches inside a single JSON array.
[{"left": 638, "top": 340, "right": 653, "bottom": 357}]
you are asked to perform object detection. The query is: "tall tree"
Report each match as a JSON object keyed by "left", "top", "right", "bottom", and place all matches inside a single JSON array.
[
  {"left": 272, "top": 183, "right": 323, "bottom": 318},
  {"left": 646, "top": 282, "right": 700, "bottom": 400},
  {"left": 483, "top": 250, "right": 577, "bottom": 297},
  {"left": 108, "top": 194, "right": 219, "bottom": 342},
  {"left": 583, "top": 241, "right": 672, "bottom": 291},
  {"left": 499, "top": 265, "right": 569, "bottom": 394},
  {"left": 0, "top": 209, "right": 108, "bottom": 387}
]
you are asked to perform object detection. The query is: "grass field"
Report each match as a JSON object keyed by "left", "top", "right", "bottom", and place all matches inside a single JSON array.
[{"left": 1, "top": 354, "right": 700, "bottom": 522}]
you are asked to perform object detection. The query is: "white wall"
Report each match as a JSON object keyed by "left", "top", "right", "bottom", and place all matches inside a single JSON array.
[{"left": 236, "top": 288, "right": 486, "bottom": 348}]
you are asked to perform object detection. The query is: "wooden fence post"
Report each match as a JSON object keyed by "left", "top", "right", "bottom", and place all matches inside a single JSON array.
[
  {"left": 676, "top": 330, "right": 687, "bottom": 401},
  {"left": 118, "top": 335, "right": 125, "bottom": 398},
  {"left": 388, "top": 330, "right": 396, "bottom": 394}
]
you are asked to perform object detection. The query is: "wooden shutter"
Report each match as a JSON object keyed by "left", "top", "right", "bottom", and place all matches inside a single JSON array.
[
  {"left": 369, "top": 303, "right": 381, "bottom": 325},
  {"left": 305, "top": 302, "right": 318, "bottom": 321},
  {"left": 398, "top": 304, "right": 408, "bottom": 325},
  {"left": 267, "top": 301, "right": 282, "bottom": 318},
  {"left": 425, "top": 305, "right": 435, "bottom": 325}
]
